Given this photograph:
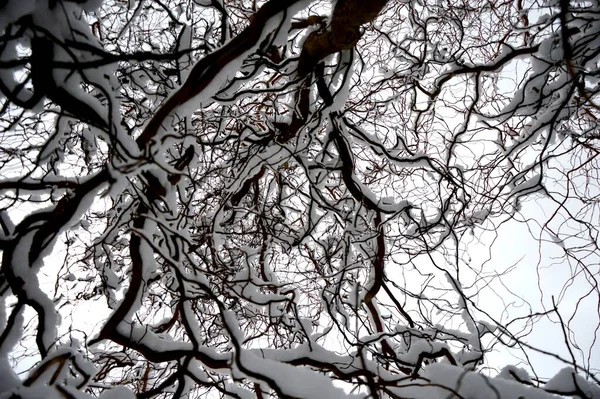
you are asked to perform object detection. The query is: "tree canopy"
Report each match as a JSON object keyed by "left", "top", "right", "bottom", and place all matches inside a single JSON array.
[{"left": 0, "top": 0, "right": 599, "bottom": 397}]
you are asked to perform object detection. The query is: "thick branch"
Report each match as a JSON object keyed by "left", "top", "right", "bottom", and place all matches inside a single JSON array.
[
  {"left": 137, "top": 0, "right": 307, "bottom": 148},
  {"left": 297, "top": 0, "right": 389, "bottom": 75}
]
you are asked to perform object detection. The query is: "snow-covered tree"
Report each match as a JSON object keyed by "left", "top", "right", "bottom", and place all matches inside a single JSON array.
[{"left": 0, "top": 0, "right": 599, "bottom": 397}]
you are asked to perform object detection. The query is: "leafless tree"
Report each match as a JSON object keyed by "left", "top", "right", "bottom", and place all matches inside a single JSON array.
[{"left": 0, "top": 0, "right": 599, "bottom": 398}]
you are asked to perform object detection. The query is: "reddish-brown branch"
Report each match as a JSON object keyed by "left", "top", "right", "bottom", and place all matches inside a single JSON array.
[
  {"left": 364, "top": 212, "right": 385, "bottom": 305},
  {"left": 298, "top": 0, "right": 390, "bottom": 75},
  {"left": 231, "top": 167, "right": 266, "bottom": 206},
  {"left": 154, "top": 302, "right": 181, "bottom": 334},
  {"left": 277, "top": 0, "right": 390, "bottom": 143}
]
